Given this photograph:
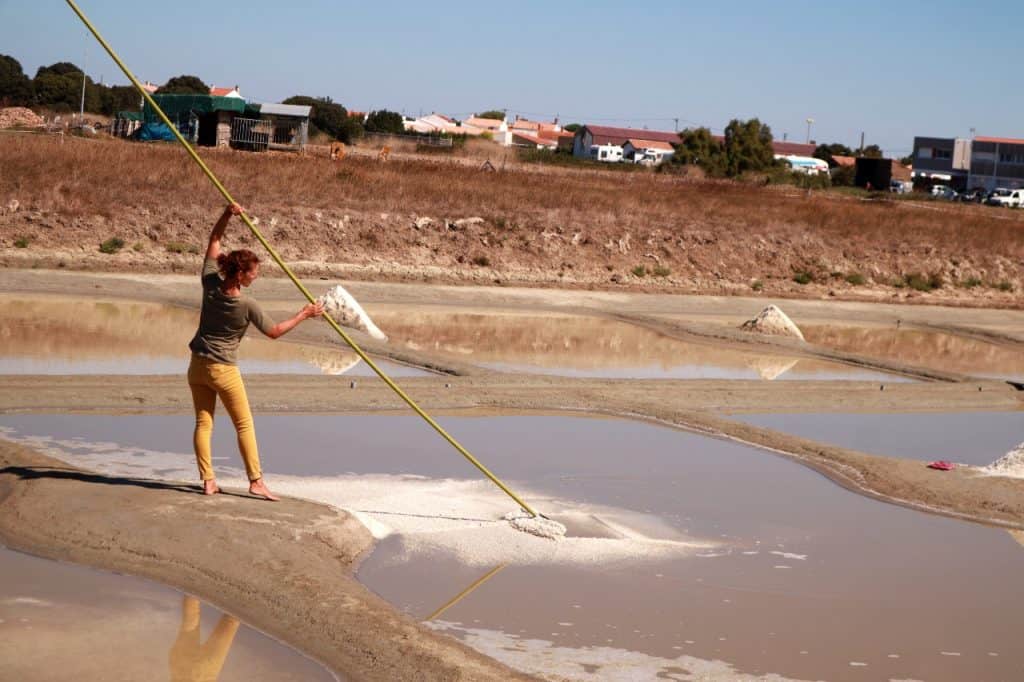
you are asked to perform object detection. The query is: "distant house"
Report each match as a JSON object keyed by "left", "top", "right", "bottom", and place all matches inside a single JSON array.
[
  {"left": 138, "top": 94, "right": 309, "bottom": 151},
  {"left": 573, "top": 125, "right": 679, "bottom": 162},
  {"left": 404, "top": 113, "right": 459, "bottom": 134},
  {"left": 510, "top": 130, "right": 557, "bottom": 149},
  {"left": 830, "top": 154, "right": 856, "bottom": 168},
  {"left": 209, "top": 85, "right": 243, "bottom": 99},
  {"left": 623, "top": 138, "right": 675, "bottom": 165},
  {"left": 909, "top": 135, "right": 1024, "bottom": 191}
]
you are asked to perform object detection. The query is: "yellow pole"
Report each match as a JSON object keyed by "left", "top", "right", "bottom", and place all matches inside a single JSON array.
[{"left": 64, "top": 0, "right": 538, "bottom": 518}]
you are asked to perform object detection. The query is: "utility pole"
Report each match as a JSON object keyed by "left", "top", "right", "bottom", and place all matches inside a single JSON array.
[
  {"left": 859, "top": 131, "right": 865, "bottom": 155},
  {"left": 805, "top": 118, "right": 814, "bottom": 144},
  {"left": 673, "top": 117, "right": 678, "bottom": 132},
  {"left": 79, "top": 47, "right": 87, "bottom": 124}
]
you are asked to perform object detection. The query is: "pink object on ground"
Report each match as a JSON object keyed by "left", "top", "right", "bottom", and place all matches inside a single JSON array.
[{"left": 927, "top": 461, "right": 956, "bottom": 471}]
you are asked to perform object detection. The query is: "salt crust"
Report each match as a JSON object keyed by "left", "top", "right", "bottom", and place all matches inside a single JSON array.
[
  {"left": 1, "top": 429, "right": 714, "bottom": 568},
  {"left": 739, "top": 305, "right": 805, "bottom": 341},
  {"left": 319, "top": 285, "right": 387, "bottom": 341},
  {"left": 426, "top": 620, "right": 812, "bottom": 682},
  {"left": 980, "top": 442, "right": 1024, "bottom": 478}
]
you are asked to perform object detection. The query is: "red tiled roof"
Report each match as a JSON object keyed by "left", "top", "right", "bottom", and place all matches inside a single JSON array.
[
  {"left": 584, "top": 125, "right": 678, "bottom": 146},
  {"left": 209, "top": 86, "right": 236, "bottom": 96},
  {"left": 831, "top": 154, "right": 856, "bottom": 167},
  {"left": 975, "top": 135, "right": 1024, "bottom": 145},
  {"left": 465, "top": 116, "right": 504, "bottom": 130},
  {"left": 536, "top": 129, "right": 574, "bottom": 142},
  {"left": 512, "top": 131, "right": 555, "bottom": 147},
  {"left": 511, "top": 119, "right": 541, "bottom": 131}
]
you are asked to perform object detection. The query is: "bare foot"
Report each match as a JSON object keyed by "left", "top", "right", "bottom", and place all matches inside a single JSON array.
[
  {"left": 203, "top": 480, "right": 221, "bottom": 495},
  {"left": 249, "top": 478, "right": 279, "bottom": 501}
]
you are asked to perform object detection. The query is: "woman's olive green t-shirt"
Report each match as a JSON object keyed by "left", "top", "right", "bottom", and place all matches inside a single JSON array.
[{"left": 188, "top": 258, "right": 275, "bottom": 365}]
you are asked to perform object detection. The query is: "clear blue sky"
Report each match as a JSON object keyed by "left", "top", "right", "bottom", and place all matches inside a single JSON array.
[{"left": 3, "top": 0, "right": 1022, "bottom": 156}]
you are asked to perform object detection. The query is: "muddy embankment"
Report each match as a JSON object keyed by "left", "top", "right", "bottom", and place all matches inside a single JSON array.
[{"left": 3, "top": 134, "right": 1024, "bottom": 306}]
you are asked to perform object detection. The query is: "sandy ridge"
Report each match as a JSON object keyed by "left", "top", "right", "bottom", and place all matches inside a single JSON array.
[{"left": 0, "top": 441, "right": 536, "bottom": 682}]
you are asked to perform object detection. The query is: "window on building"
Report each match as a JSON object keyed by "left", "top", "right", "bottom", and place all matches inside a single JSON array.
[
  {"left": 999, "top": 152, "right": 1024, "bottom": 164},
  {"left": 933, "top": 149, "right": 951, "bottom": 160},
  {"left": 918, "top": 147, "right": 932, "bottom": 158}
]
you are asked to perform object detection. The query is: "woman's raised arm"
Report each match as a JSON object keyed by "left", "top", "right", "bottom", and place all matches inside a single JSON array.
[{"left": 205, "top": 203, "right": 243, "bottom": 261}]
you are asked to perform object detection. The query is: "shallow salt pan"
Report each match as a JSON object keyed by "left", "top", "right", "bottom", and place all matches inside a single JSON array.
[{"left": 0, "top": 427, "right": 713, "bottom": 568}]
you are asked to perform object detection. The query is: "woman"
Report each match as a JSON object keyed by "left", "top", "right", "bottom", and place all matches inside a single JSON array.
[{"left": 187, "top": 203, "right": 323, "bottom": 500}]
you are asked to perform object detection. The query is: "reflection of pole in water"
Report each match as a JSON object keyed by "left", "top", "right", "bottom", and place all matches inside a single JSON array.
[
  {"left": 424, "top": 564, "right": 506, "bottom": 622},
  {"left": 169, "top": 595, "right": 239, "bottom": 682}
]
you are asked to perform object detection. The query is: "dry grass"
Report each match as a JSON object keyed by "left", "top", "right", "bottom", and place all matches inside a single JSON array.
[{"left": 3, "top": 134, "right": 1024, "bottom": 294}]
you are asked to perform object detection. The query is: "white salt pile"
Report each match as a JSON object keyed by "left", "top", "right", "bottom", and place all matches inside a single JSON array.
[
  {"left": 980, "top": 442, "right": 1024, "bottom": 478},
  {"left": 740, "top": 305, "right": 805, "bottom": 341},
  {"left": 2, "top": 427, "right": 713, "bottom": 568},
  {"left": 319, "top": 285, "right": 387, "bottom": 341},
  {"left": 504, "top": 510, "right": 567, "bottom": 539}
]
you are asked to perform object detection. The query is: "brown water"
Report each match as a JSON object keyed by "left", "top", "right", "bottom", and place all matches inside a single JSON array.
[
  {"left": 0, "top": 546, "right": 336, "bottom": 682},
  {"left": 735, "top": 411, "right": 1024, "bottom": 466},
  {"left": 803, "top": 323, "right": 1024, "bottom": 380},
  {"left": 0, "top": 294, "right": 424, "bottom": 377},
  {"left": 2, "top": 413, "right": 1022, "bottom": 681},
  {"left": 371, "top": 306, "right": 907, "bottom": 381}
]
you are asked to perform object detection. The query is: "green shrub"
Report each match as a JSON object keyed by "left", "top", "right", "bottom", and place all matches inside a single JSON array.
[
  {"left": 997, "top": 280, "right": 1014, "bottom": 292},
  {"left": 751, "top": 279, "right": 764, "bottom": 291},
  {"left": 14, "top": 236, "right": 30, "bottom": 248},
  {"left": 903, "top": 272, "right": 943, "bottom": 291},
  {"left": 165, "top": 241, "right": 199, "bottom": 254},
  {"left": 471, "top": 255, "right": 491, "bottom": 267},
  {"left": 960, "top": 276, "right": 982, "bottom": 289},
  {"left": 793, "top": 271, "right": 813, "bottom": 285},
  {"left": 844, "top": 272, "right": 866, "bottom": 286},
  {"left": 98, "top": 237, "right": 125, "bottom": 254},
  {"left": 651, "top": 265, "right": 671, "bottom": 277},
  {"left": 132, "top": 242, "right": 145, "bottom": 252},
  {"left": 631, "top": 265, "right": 647, "bottom": 277}
]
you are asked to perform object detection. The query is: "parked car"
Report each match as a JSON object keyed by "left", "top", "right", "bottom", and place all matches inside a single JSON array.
[
  {"left": 958, "top": 188, "right": 988, "bottom": 203},
  {"left": 986, "top": 188, "right": 1017, "bottom": 207},
  {"left": 889, "top": 180, "right": 912, "bottom": 194},
  {"left": 930, "top": 184, "right": 956, "bottom": 200}
]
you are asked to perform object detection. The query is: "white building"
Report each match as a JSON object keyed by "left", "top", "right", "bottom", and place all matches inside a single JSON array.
[
  {"left": 623, "top": 139, "right": 675, "bottom": 165},
  {"left": 775, "top": 154, "right": 830, "bottom": 175}
]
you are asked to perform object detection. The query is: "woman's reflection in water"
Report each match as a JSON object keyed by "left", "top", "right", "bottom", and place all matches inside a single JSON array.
[{"left": 169, "top": 596, "right": 239, "bottom": 682}]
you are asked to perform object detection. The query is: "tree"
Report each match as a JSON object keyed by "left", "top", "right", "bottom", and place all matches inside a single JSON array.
[
  {"left": 100, "top": 84, "right": 142, "bottom": 115},
  {"left": 364, "top": 109, "right": 405, "bottom": 135},
  {"left": 721, "top": 118, "right": 775, "bottom": 176},
  {"left": 477, "top": 110, "right": 505, "bottom": 121},
  {"left": 156, "top": 75, "right": 209, "bottom": 94},
  {"left": 33, "top": 62, "right": 102, "bottom": 113},
  {"left": 0, "top": 54, "right": 33, "bottom": 106},
  {"left": 562, "top": 123, "right": 581, "bottom": 133},
  {"left": 673, "top": 127, "right": 726, "bottom": 176},
  {"left": 282, "top": 95, "right": 361, "bottom": 143},
  {"left": 858, "top": 144, "right": 883, "bottom": 158}
]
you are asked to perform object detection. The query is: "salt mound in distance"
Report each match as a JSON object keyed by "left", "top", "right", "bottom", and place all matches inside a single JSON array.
[
  {"left": 319, "top": 285, "right": 388, "bottom": 341},
  {"left": 740, "top": 304, "right": 805, "bottom": 341},
  {"left": 980, "top": 442, "right": 1024, "bottom": 478}
]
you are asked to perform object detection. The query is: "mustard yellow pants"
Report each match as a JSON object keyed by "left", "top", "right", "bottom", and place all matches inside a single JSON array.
[{"left": 187, "top": 355, "right": 262, "bottom": 482}]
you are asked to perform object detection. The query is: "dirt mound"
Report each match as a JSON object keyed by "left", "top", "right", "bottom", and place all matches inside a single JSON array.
[
  {"left": 0, "top": 107, "right": 44, "bottom": 129},
  {"left": 740, "top": 305, "right": 805, "bottom": 341}
]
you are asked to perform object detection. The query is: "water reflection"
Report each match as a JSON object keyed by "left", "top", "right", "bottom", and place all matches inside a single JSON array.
[
  {"left": 424, "top": 564, "right": 506, "bottom": 621},
  {"left": 373, "top": 308, "right": 903, "bottom": 381},
  {"left": 0, "top": 294, "right": 420, "bottom": 377},
  {"left": 170, "top": 596, "right": 239, "bottom": 682},
  {"left": 803, "top": 324, "right": 1024, "bottom": 379}
]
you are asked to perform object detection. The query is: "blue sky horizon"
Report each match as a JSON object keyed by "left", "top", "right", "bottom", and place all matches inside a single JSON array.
[{"left": 3, "top": 0, "right": 1022, "bottom": 156}]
